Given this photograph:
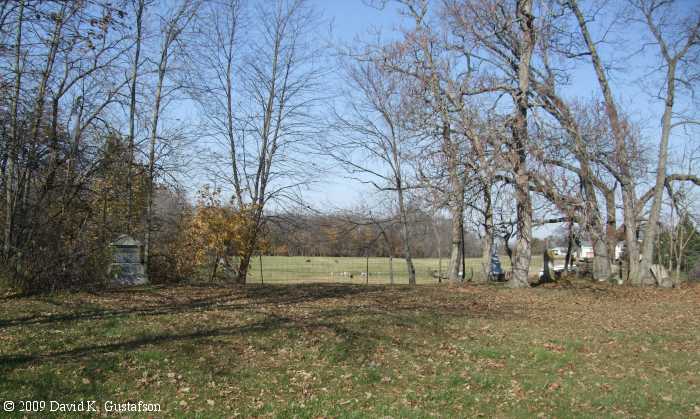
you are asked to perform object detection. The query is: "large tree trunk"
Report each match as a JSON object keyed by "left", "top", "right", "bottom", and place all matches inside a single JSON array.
[
  {"left": 235, "top": 208, "right": 263, "bottom": 284},
  {"left": 511, "top": 168, "right": 532, "bottom": 288},
  {"left": 509, "top": 0, "right": 535, "bottom": 289},
  {"left": 592, "top": 238, "right": 610, "bottom": 281}
]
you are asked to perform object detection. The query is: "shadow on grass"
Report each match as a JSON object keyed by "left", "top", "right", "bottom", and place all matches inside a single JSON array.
[
  {"left": 0, "top": 283, "right": 524, "bottom": 376},
  {"left": 0, "top": 283, "right": 392, "bottom": 330},
  {"left": 0, "top": 308, "right": 394, "bottom": 370}
]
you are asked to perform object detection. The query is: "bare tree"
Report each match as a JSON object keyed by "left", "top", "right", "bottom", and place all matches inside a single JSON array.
[
  {"left": 506, "top": 0, "right": 536, "bottom": 288},
  {"left": 3, "top": 0, "right": 24, "bottom": 260},
  {"left": 192, "top": 0, "right": 325, "bottom": 283},
  {"left": 144, "top": 0, "right": 201, "bottom": 268},
  {"left": 442, "top": 0, "right": 537, "bottom": 287},
  {"left": 126, "top": 0, "right": 147, "bottom": 233},
  {"left": 568, "top": 0, "right": 699, "bottom": 285},
  {"left": 325, "top": 57, "right": 418, "bottom": 284},
  {"left": 375, "top": 0, "right": 471, "bottom": 285},
  {"left": 631, "top": 0, "right": 700, "bottom": 284}
]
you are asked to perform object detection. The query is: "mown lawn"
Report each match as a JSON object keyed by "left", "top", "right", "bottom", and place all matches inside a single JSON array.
[{"left": 0, "top": 281, "right": 698, "bottom": 418}]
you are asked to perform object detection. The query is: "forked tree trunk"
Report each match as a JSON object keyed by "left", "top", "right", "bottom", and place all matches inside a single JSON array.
[{"left": 235, "top": 211, "right": 262, "bottom": 284}]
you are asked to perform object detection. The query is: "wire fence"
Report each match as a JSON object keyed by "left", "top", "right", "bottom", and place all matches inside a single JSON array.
[{"left": 244, "top": 255, "right": 544, "bottom": 284}]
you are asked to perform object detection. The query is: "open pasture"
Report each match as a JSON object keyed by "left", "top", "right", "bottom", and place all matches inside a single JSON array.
[{"left": 245, "top": 255, "right": 544, "bottom": 284}]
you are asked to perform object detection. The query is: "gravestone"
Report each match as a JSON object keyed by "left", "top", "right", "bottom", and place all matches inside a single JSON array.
[
  {"left": 489, "top": 250, "right": 505, "bottom": 281},
  {"left": 650, "top": 264, "right": 675, "bottom": 288},
  {"left": 109, "top": 235, "right": 148, "bottom": 286}
]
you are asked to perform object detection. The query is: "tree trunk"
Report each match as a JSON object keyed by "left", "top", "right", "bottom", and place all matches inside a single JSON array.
[
  {"left": 236, "top": 250, "right": 251, "bottom": 284},
  {"left": 570, "top": 0, "right": 640, "bottom": 285},
  {"left": 511, "top": 168, "right": 532, "bottom": 288},
  {"left": 564, "top": 227, "right": 573, "bottom": 271},
  {"left": 623, "top": 191, "right": 641, "bottom": 284},
  {"left": 509, "top": 0, "right": 535, "bottom": 289},
  {"left": 639, "top": 60, "right": 677, "bottom": 286},
  {"left": 389, "top": 255, "right": 394, "bottom": 285},
  {"left": 605, "top": 190, "right": 617, "bottom": 266},
  {"left": 447, "top": 202, "right": 464, "bottom": 284},
  {"left": 144, "top": 47, "right": 169, "bottom": 270},
  {"left": 592, "top": 238, "right": 610, "bottom": 281},
  {"left": 210, "top": 254, "right": 219, "bottom": 282},
  {"left": 126, "top": 0, "right": 145, "bottom": 234},
  {"left": 396, "top": 180, "right": 416, "bottom": 285},
  {"left": 479, "top": 181, "right": 493, "bottom": 283},
  {"left": 3, "top": 0, "right": 23, "bottom": 260},
  {"left": 235, "top": 212, "right": 262, "bottom": 284}
]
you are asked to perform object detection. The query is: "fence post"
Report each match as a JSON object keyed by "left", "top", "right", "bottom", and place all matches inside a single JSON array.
[
  {"left": 389, "top": 255, "right": 394, "bottom": 285},
  {"left": 259, "top": 254, "right": 264, "bottom": 284},
  {"left": 366, "top": 252, "right": 369, "bottom": 285}
]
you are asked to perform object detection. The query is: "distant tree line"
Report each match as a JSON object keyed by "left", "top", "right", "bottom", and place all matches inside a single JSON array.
[{"left": 264, "top": 212, "right": 484, "bottom": 259}]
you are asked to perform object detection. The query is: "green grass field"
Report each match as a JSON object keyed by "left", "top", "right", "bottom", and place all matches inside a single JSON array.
[
  {"left": 1, "top": 281, "right": 698, "bottom": 417},
  {"left": 245, "top": 255, "right": 544, "bottom": 284}
]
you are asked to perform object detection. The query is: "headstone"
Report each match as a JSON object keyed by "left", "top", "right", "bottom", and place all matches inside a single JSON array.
[
  {"left": 109, "top": 235, "right": 148, "bottom": 286},
  {"left": 650, "top": 264, "right": 674, "bottom": 288},
  {"left": 489, "top": 250, "right": 505, "bottom": 281}
]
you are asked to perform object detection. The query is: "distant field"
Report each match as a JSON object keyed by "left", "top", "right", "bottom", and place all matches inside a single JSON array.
[{"left": 245, "top": 256, "right": 544, "bottom": 284}]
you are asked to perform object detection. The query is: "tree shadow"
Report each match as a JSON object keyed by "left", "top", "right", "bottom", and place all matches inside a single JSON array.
[
  {"left": 0, "top": 283, "right": 393, "bottom": 330},
  {"left": 0, "top": 283, "right": 526, "bottom": 379}
]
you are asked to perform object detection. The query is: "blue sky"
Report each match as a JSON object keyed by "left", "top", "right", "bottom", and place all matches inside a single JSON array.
[
  {"left": 171, "top": 0, "right": 697, "bottom": 235},
  {"left": 319, "top": 1, "right": 695, "bottom": 186}
]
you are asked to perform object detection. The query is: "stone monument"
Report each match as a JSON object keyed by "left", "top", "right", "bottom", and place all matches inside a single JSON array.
[{"left": 109, "top": 235, "right": 148, "bottom": 286}]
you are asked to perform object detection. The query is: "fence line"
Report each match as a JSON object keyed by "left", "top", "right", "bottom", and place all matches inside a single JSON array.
[{"left": 244, "top": 255, "right": 543, "bottom": 284}]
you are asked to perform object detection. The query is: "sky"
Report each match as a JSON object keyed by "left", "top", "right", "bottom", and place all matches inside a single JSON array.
[
  {"left": 300, "top": 0, "right": 406, "bottom": 210},
  {"left": 172, "top": 0, "right": 698, "bottom": 236},
  {"left": 312, "top": 0, "right": 697, "bottom": 201}
]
